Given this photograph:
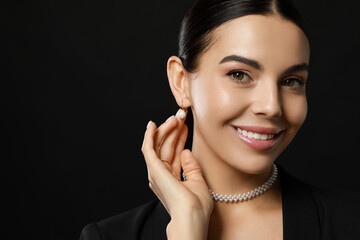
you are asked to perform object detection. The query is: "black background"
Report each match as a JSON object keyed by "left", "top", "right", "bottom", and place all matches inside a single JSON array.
[{"left": 2, "top": 0, "right": 360, "bottom": 239}]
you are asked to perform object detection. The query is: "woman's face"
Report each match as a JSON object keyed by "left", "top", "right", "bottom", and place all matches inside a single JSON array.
[{"left": 189, "top": 15, "right": 310, "bottom": 174}]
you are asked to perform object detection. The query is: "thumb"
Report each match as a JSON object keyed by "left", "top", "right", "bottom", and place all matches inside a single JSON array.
[{"left": 181, "top": 149, "right": 203, "bottom": 181}]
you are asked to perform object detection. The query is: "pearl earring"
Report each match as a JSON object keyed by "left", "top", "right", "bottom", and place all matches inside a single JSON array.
[
  {"left": 176, "top": 108, "right": 187, "bottom": 119},
  {"left": 176, "top": 101, "right": 188, "bottom": 119}
]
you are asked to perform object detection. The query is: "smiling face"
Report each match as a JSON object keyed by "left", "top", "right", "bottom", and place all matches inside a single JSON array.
[{"left": 188, "top": 15, "right": 310, "bottom": 174}]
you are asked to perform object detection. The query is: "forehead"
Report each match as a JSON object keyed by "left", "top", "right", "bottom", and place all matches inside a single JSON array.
[{"left": 201, "top": 14, "right": 310, "bottom": 69}]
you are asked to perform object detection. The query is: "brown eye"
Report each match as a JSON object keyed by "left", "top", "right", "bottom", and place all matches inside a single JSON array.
[
  {"left": 281, "top": 78, "right": 304, "bottom": 88},
  {"left": 226, "top": 70, "right": 251, "bottom": 83},
  {"left": 233, "top": 72, "right": 245, "bottom": 80}
]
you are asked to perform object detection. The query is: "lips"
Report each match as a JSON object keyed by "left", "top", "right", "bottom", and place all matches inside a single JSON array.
[{"left": 232, "top": 125, "right": 285, "bottom": 151}]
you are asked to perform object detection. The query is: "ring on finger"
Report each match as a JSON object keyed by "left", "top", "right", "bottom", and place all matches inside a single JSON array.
[{"left": 182, "top": 172, "right": 187, "bottom": 181}]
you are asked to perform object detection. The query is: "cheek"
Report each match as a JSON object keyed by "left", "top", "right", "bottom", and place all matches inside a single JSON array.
[
  {"left": 191, "top": 77, "right": 250, "bottom": 128},
  {"left": 283, "top": 94, "right": 308, "bottom": 129},
  {"left": 191, "top": 78, "right": 232, "bottom": 121}
]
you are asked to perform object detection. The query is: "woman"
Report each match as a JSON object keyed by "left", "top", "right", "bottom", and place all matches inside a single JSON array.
[{"left": 80, "top": 0, "right": 360, "bottom": 239}]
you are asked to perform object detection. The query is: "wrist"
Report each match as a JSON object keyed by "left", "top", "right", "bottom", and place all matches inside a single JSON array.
[{"left": 166, "top": 211, "right": 209, "bottom": 240}]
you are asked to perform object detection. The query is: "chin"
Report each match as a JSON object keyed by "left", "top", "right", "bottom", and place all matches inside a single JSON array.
[{"left": 231, "top": 154, "right": 277, "bottom": 175}]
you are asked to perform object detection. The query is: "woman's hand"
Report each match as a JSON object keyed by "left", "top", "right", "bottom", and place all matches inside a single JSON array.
[{"left": 141, "top": 111, "right": 214, "bottom": 240}]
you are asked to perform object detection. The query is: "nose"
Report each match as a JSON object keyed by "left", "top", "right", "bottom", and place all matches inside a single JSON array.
[{"left": 251, "top": 80, "right": 282, "bottom": 119}]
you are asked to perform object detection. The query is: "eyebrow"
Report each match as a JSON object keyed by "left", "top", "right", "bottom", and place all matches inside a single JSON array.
[
  {"left": 282, "top": 63, "right": 309, "bottom": 75},
  {"left": 219, "top": 54, "right": 309, "bottom": 75},
  {"left": 219, "top": 55, "right": 262, "bottom": 70}
]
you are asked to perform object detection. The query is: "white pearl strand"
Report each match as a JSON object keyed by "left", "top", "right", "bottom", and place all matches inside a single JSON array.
[{"left": 209, "top": 164, "right": 278, "bottom": 203}]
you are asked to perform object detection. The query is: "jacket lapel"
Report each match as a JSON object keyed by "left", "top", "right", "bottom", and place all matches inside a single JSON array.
[{"left": 279, "top": 165, "right": 322, "bottom": 240}]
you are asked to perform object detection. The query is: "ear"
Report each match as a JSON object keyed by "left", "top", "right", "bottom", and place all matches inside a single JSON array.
[{"left": 167, "top": 56, "right": 192, "bottom": 108}]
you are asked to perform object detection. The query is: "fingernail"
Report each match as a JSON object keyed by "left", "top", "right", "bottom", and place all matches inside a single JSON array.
[
  {"left": 146, "top": 121, "right": 152, "bottom": 129},
  {"left": 166, "top": 115, "right": 174, "bottom": 122},
  {"left": 176, "top": 109, "right": 186, "bottom": 119}
]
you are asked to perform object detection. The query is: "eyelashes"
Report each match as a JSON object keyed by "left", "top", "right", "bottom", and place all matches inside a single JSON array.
[{"left": 226, "top": 70, "right": 305, "bottom": 89}]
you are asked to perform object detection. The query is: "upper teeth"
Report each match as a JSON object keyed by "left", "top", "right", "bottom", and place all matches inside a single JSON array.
[{"left": 237, "top": 128, "right": 275, "bottom": 140}]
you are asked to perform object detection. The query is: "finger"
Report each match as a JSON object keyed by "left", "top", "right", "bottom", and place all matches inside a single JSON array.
[
  {"left": 142, "top": 121, "right": 162, "bottom": 183},
  {"left": 142, "top": 121, "right": 173, "bottom": 181},
  {"left": 180, "top": 149, "right": 204, "bottom": 181},
  {"left": 158, "top": 118, "right": 184, "bottom": 163},
  {"left": 141, "top": 121, "right": 159, "bottom": 164},
  {"left": 154, "top": 116, "right": 178, "bottom": 157},
  {"left": 142, "top": 121, "right": 186, "bottom": 208},
  {"left": 142, "top": 121, "right": 174, "bottom": 176},
  {"left": 142, "top": 121, "right": 178, "bottom": 178},
  {"left": 171, "top": 124, "right": 188, "bottom": 179},
  {"left": 158, "top": 109, "right": 187, "bottom": 161}
]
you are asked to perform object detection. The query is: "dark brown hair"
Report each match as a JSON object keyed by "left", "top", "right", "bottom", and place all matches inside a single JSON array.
[{"left": 178, "top": 0, "right": 307, "bottom": 72}]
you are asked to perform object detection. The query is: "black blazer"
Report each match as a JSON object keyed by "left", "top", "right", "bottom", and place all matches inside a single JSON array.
[{"left": 79, "top": 165, "right": 360, "bottom": 240}]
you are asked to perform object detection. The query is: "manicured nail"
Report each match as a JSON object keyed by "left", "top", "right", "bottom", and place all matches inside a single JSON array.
[
  {"left": 166, "top": 115, "right": 174, "bottom": 122},
  {"left": 146, "top": 121, "right": 152, "bottom": 129},
  {"left": 176, "top": 109, "right": 186, "bottom": 119}
]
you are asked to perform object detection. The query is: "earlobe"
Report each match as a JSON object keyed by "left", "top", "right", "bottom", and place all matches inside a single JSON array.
[{"left": 167, "top": 56, "right": 192, "bottom": 108}]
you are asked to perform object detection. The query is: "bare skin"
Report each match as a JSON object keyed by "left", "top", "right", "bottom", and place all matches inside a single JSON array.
[{"left": 142, "top": 14, "right": 310, "bottom": 240}]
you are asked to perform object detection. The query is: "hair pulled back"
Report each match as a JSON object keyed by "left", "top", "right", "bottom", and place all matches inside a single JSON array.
[{"left": 178, "top": 0, "right": 307, "bottom": 72}]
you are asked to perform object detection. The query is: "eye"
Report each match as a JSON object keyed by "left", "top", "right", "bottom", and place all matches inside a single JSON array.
[
  {"left": 226, "top": 70, "right": 251, "bottom": 84},
  {"left": 281, "top": 78, "right": 304, "bottom": 88}
]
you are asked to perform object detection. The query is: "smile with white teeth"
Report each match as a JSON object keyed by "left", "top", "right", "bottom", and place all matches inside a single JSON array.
[{"left": 237, "top": 128, "right": 275, "bottom": 140}]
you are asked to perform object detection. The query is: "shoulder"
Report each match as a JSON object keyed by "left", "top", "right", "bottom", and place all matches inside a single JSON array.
[
  {"left": 281, "top": 164, "right": 360, "bottom": 211},
  {"left": 279, "top": 164, "right": 360, "bottom": 238},
  {"left": 308, "top": 183, "right": 360, "bottom": 233},
  {"left": 309, "top": 183, "right": 360, "bottom": 208},
  {"left": 79, "top": 199, "right": 170, "bottom": 240}
]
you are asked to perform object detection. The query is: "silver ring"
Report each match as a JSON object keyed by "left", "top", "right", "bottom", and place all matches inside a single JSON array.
[{"left": 182, "top": 172, "right": 187, "bottom": 181}]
